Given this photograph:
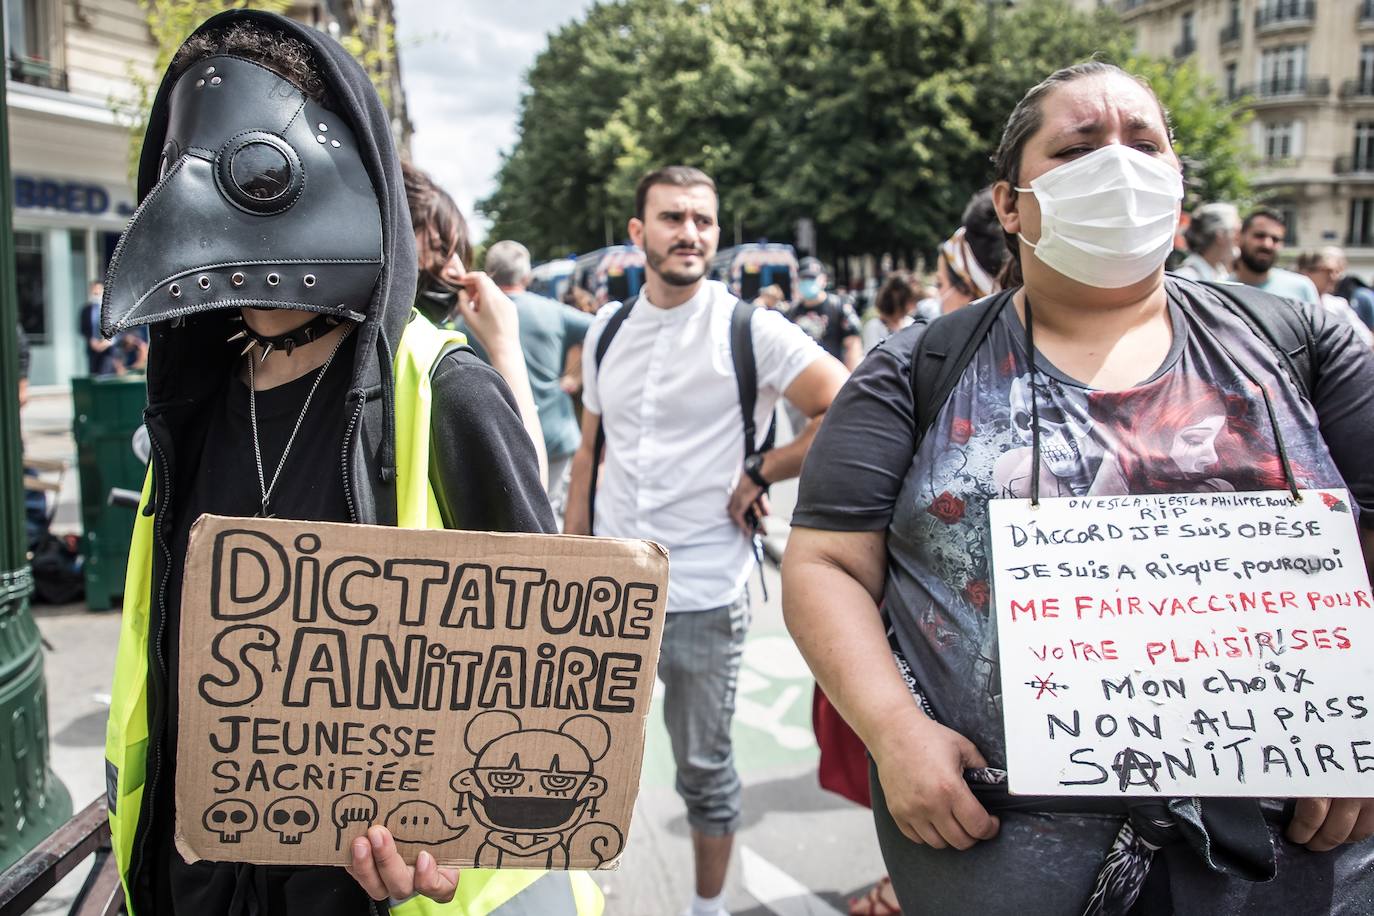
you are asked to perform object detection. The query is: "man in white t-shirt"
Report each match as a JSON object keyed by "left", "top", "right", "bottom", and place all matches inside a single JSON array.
[
  {"left": 566, "top": 166, "right": 846, "bottom": 916},
  {"left": 1233, "top": 208, "right": 1320, "bottom": 304}
]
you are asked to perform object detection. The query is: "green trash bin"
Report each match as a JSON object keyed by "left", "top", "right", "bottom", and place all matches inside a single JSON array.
[{"left": 71, "top": 376, "right": 148, "bottom": 611}]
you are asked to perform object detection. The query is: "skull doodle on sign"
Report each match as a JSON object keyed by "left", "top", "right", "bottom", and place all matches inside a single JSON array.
[
  {"left": 265, "top": 796, "right": 319, "bottom": 845},
  {"left": 203, "top": 799, "right": 256, "bottom": 843}
]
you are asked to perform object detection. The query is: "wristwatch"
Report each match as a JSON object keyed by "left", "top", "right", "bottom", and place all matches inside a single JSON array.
[{"left": 744, "top": 452, "right": 770, "bottom": 489}]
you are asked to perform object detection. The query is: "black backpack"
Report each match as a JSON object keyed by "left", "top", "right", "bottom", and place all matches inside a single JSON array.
[
  {"left": 906, "top": 279, "right": 1317, "bottom": 451},
  {"left": 588, "top": 295, "right": 775, "bottom": 527}
]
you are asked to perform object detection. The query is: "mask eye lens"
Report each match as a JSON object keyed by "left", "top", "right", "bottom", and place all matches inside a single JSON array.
[
  {"left": 230, "top": 142, "right": 292, "bottom": 201},
  {"left": 217, "top": 132, "right": 302, "bottom": 215}
]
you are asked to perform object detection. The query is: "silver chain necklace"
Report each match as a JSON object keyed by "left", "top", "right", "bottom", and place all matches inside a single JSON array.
[{"left": 247, "top": 323, "right": 352, "bottom": 518}]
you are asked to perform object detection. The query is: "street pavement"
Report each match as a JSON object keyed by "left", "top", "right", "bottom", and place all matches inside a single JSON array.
[{"left": 21, "top": 390, "right": 885, "bottom": 915}]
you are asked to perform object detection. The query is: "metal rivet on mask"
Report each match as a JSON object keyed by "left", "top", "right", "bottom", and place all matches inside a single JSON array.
[
  {"left": 231, "top": 272, "right": 245, "bottom": 287},
  {"left": 267, "top": 273, "right": 280, "bottom": 287},
  {"left": 303, "top": 274, "right": 317, "bottom": 288},
  {"left": 211, "top": 76, "right": 222, "bottom": 86},
  {"left": 330, "top": 140, "right": 340, "bottom": 149},
  {"left": 318, "top": 123, "right": 328, "bottom": 132},
  {"left": 195, "top": 79, "right": 205, "bottom": 89},
  {"left": 169, "top": 283, "right": 182, "bottom": 298},
  {"left": 198, "top": 275, "right": 211, "bottom": 290},
  {"left": 316, "top": 135, "right": 326, "bottom": 144},
  {"left": 205, "top": 66, "right": 216, "bottom": 75}
]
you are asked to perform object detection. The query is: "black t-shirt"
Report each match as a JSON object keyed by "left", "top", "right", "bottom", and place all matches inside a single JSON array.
[
  {"left": 787, "top": 294, "right": 862, "bottom": 361},
  {"left": 157, "top": 334, "right": 372, "bottom": 914}
]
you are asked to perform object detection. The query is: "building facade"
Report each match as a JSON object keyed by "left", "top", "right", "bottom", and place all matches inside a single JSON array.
[
  {"left": 1090, "top": 0, "right": 1374, "bottom": 275},
  {"left": 3, "top": 0, "right": 410, "bottom": 387}
]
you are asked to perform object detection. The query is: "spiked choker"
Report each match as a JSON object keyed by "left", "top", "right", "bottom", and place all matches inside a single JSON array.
[{"left": 226, "top": 312, "right": 343, "bottom": 360}]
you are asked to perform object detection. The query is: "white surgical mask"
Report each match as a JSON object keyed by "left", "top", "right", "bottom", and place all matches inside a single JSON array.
[{"left": 1016, "top": 144, "right": 1183, "bottom": 289}]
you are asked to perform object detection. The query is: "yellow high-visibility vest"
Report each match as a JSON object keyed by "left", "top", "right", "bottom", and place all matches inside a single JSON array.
[{"left": 104, "top": 313, "right": 603, "bottom": 915}]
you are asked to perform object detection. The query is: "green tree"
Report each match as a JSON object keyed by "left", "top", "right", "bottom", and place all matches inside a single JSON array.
[
  {"left": 482, "top": 0, "right": 1257, "bottom": 267},
  {"left": 1125, "top": 55, "right": 1254, "bottom": 210}
]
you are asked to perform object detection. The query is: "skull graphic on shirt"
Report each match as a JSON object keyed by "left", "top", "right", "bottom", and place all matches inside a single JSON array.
[{"left": 1008, "top": 373, "right": 1094, "bottom": 480}]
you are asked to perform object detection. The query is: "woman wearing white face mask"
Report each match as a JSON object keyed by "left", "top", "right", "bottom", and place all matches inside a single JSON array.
[{"left": 782, "top": 61, "right": 1374, "bottom": 914}]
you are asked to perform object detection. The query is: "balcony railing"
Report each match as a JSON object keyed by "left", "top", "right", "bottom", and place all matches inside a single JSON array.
[
  {"left": 1219, "top": 20, "right": 1242, "bottom": 44},
  {"left": 6, "top": 55, "right": 67, "bottom": 91},
  {"left": 1255, "top": 0, "right": 1315, "bottom": 30},
  {"left": 1173, "top": 36, "right": 1197, "bottom": 58},
  {"left": 1341, "top": 79, "right": 1374, "bottom": 100},
  {"left": 1335, "top": 155, "right": 1374, "bottom": 174},
  {"left": 1239, "top": 75, "right": 1330, "bottom": 100}
]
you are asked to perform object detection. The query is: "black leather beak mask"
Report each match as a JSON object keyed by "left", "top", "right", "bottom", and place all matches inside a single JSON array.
[{"left": 101, "top": 55, "right": 382, "bottom": 336}]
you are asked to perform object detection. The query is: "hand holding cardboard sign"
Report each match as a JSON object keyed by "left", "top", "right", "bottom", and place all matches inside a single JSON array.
[{"left": 347, "top": 826, "right": 458, "bottom": 904}]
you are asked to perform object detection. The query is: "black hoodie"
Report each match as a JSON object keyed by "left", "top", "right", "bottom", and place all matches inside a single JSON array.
[{"left": 120, "top": 11, "right": 553, "bottom": 914}]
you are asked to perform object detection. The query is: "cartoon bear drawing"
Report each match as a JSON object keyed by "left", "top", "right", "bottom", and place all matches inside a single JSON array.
[{"left": 450, "top": 711, "right": 624, "bottom": 868}]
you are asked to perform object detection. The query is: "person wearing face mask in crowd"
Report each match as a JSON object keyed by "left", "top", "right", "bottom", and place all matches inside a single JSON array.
[
  {"left": 1172, "top": 202, "right": 1240, "bottom": 283},
  {"left": 923, "top": 188, "right": 1006, "bottom": 318},
  {"left": 1232, "top": 208, "right": 1320, "bottom": 304},
  {"left": 862, "top": 272, "right": 917, "bottom": 352},
  {"left": 788, "top": 257, "right": 864, "bottom": 370},
  {"left": 783, "top": 61, "right": 1374, "bottom": 914},
  {"left": 403, "top": 162, "right": 548, "bottom": 485}
]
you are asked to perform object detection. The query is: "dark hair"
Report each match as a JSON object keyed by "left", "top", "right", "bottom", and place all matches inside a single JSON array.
[
  {"left": 403, "top": 161, "right": 473, "bottom": 279},
  {"left": 1241, "top": 207, "right": 1286, "bottom": 233},
  {"left": 960, "top": 187, "right": 1008, "bottom": 285},
  {"left": 171, "top": 22, "right": 335, "bottom": 111},
  {"left": 875, "top": 272, "right": 916, "bottom": 319},
  {"left": 991, "top": 61, "right": 1171, "bottom": 288},
  {"left": 634, "top": 166, "right": 716, "bottom": 219}
]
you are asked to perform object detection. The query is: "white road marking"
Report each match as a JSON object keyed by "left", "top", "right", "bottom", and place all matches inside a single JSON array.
[{"left": 740, "top": 844, "right": 843, "bottom": 916}]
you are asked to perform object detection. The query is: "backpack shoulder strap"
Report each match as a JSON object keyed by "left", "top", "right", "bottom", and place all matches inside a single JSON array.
[
  {"left": 589, "top": 295, "right": 638, "bottom": 529},
  {"left": 594, "top": 295, "right": 638, "bottom": 372},
  {"left": 908, "top": 292, "right": 1011, "bottom": 446},
  {"left": 729, "top": 298, "right": 763, "bottom": 457},
  {"left": 1195, "top": 279, "right": 1315, "bottom": 401}
]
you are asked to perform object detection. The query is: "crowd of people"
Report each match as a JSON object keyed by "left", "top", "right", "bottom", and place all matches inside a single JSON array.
[{"left": 74, "top": 9, "right": 1374, "bottom": 916}]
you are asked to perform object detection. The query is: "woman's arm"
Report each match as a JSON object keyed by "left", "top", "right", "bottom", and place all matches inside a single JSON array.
[{"left": 783, "top": 526, "right": 998, "bottom": 849}]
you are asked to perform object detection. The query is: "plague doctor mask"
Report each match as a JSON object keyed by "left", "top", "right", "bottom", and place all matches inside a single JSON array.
[{"left": 101, "top": 55, "right": 382, "bottom": 336}]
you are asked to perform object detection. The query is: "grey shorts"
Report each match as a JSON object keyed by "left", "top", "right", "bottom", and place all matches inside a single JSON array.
[{"left": 656, "top": 592, "right": 750, "bottom": 836}]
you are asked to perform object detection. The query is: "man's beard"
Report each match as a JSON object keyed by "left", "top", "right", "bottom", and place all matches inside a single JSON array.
[
  {"left": 1238, "top": 247, "right": 1275, "bottom": 274},
  {"left": 646, "top": 243, "right": 708, "bottom": 287}
]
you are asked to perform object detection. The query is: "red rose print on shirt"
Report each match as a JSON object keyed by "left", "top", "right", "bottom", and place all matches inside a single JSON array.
[
  {"left": 926, "top": 491, "right": 966, "bottom": 524},
  {"left": 950, "top": 418, "right": 974, "bottom": 445},
  {"left": 963, "top": 579, "right": 989, "bottom": 609}
]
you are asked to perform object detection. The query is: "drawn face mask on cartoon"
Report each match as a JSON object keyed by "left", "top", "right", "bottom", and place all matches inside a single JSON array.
[
  {"left": 451, "top": 712, "right": 611, "bottom": 836},
  {"left": 1009, "top": 374, "right": 1094, "bottom": 479}
]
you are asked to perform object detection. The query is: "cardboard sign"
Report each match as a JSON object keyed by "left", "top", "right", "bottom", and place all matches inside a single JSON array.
[
  {"left": 990, "top": 489, "right": 1374, "bottom": 797},
  {"left": 174, "top": 515, "right": 668, "bottom": 869}
]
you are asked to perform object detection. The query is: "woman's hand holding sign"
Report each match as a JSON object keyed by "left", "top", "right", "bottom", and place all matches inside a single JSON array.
[{"left": 347, "top": 825, "right": 459, "bottom": 904}]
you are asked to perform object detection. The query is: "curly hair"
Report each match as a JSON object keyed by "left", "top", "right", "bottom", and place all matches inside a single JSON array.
[{"left": 171, "top": 22, "right": 335, "bottom": 111}]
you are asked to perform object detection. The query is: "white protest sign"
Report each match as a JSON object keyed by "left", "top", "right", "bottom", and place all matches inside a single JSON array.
[{"left": 989, "top": 489, "right": 1374, "bottom": 797}]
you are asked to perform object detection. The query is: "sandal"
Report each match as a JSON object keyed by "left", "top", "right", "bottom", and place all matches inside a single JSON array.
[{"left": 848, "top": 875, "right": 902, "bottom": 916}]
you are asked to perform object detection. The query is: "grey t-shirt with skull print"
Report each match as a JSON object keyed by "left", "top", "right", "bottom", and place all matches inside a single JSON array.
[{"left": 794, "top": 281, "right": 1374, "bottom": 768}]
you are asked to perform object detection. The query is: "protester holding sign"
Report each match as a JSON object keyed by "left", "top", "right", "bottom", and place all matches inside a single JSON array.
[
  {"left": 782, "top": 61, "right": 1374, "bottom": 914},
  {"left": 97, "top": 11, "right": 596, "bottom": 916}
]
